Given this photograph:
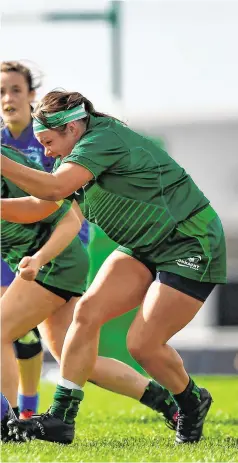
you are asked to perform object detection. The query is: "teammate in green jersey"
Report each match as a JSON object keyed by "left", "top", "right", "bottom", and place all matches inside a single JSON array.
[
  {"left": 1, "top": 145, "right": 86, "bottom": 421},
  {"left": 1, "top": 146, "right": 178, "bottom": 440},
  {"left": 1, "top": 60, "right": 50, "bottom": 420},
  {"left": 3, "top": 90, "right": 226, "bottom": 445}
]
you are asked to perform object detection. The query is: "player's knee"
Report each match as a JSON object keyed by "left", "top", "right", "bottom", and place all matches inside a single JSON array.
[
  {"left": 127, "top": 341, "right": 144, "bottom": 364},
  {"left": 73, "top": 296, "right": 102, "bottom": 329},
  {"left": 127, "top": 339, "right": 157, "bottom": 366},
  {"left": 127, "top": 329, "right": 159, "bottom": 364},
  {"left": 127, "top": 330, "right": 146, "bottom": 362},
  {"left": 13, "top": 328, "right": 42, "bottom": 360}
]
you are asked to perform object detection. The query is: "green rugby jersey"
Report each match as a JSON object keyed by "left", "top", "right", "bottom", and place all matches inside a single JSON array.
[
  {"left": 1, "top": 146, "right": 88, "bottom": 293},
  {"left": 1, "top": 146, "right": 70, "bottom": 272},
  {"left": 58, "top": 115, "right": 209, "bottom": 258}
]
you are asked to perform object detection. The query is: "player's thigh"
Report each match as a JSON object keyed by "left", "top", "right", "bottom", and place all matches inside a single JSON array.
[
  {"left": 128, "top": 281, "right": 203, "bottom": 349},
  {"left": 76, "top": 250, "right": 153, "bottom": 325},
  {"left": 38, "top": 296, "right": 79, "bottom": 363},
  {"left": 1, "top": 276, "right": 66, "bottom": 342}
]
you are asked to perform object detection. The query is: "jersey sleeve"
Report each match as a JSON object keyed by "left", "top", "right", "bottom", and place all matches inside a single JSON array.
[
  {"left": 61, "top": 131, "right": 125, "bottom": 178},
  {"left": 41, "top": 199, "right": 72, "bottom": 227}
]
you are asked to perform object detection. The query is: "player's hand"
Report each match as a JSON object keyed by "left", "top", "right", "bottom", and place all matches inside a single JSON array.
[{"left": 18, "top": 256, "right": 41, "bottom": 281}]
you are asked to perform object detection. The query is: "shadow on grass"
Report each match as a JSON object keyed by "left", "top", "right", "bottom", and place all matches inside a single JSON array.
[
  {"left": 71, "top": 436, "right": 172, "bottom": 449},
  {"left": 71, "top": 435, "right": 238, "bottom": 454},
  {"left": 82, "top": 414, "right": 165, "bottom": 425}
]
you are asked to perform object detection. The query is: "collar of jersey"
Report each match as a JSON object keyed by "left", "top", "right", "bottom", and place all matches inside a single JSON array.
[
  {"left": 3, "top": 121, "right": 33, "bottom": 143},
  {"left": 86, "top": 114, "right": 102, "bottom": 131}
]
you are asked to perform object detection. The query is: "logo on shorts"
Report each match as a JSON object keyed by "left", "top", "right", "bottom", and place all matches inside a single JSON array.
[{"left": 176, "top": 255, "right": 201, "bottom": 270}]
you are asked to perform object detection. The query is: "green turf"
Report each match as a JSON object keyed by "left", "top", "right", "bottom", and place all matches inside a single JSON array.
[{"left": 2, "top": 376, "right": 238, "bottom": 462}]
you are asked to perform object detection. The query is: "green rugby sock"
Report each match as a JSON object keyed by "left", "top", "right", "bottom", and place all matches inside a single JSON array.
[
  {"left": 140, "top": 380, "right": 175, "bottom": 411},
  {"left": 50, "top": 385, "right": 84, "bottom": 424},
  {"left": 173, "top": 377, "right": 201, "bottom": 413}
]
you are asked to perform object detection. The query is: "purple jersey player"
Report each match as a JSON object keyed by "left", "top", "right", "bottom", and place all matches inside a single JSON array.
[
  {"left": 1, "top": 61, "right": 55, "bottom": 289},
  {"left": 1, "top": 61, "right": 89, "bottom": 290},
  {"left": 1, "top": 123, "right": 53, "bottom": 172}
]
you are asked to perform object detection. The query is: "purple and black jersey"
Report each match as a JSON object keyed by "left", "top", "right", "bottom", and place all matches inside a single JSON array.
[{"left": 1, "top": 123, "right": 54, "bottom": 172}]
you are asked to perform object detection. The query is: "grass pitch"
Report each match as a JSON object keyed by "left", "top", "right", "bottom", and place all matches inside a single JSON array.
[{"left": 2, "top": 376, "right": 238, "bottom": 462}]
